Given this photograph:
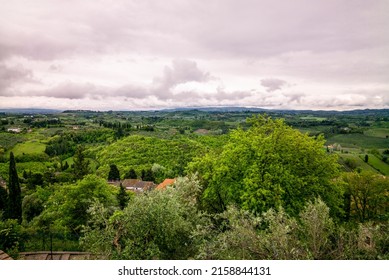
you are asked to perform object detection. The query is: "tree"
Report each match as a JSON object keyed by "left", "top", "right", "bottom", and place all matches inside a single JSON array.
[
  {"left": 189, "top": 115, "right": 342, "bottom": 216},
  {"left": 0, "top": 185, "right": 8, "bottom": 215},
  {"left": 108, "top": 164, "right": 120, "bottom": 181},
  {"left": 81, "top": 176, "right": 205, "bottom": 259},
  {"left": 124, "top": 168, "right": 137, "bottom": 179},
  {"left": 34, "top": 175, "right": 116, "bottom": 234},
  {"left": 342, "top": 171, "right": 389, "bottom": 222},
  {"left": 117, "top": 183, "right": 129, "bottom": 210},
  {"left": 0, "top": 217, "right": 23, "bottom": 255},
  {"left": 140, "top": 169, "right": 155, "bottom": 181},
  {"left": 7, "top": 152, "right": 22, "bottom": 223},
  {"left": 145, "top": 169, "right": 155, "bottom": 182},
  {"left": 364, "top": 154, "right": 369, "bottom": 163},
  {"left": 62, "top": 161, "right": 69, "bottom": 171},
  {"left": 73, "top": 145, "right": 90, "bottom": 180},
  {"left": 140, "top": 169, "right": 146, "bottom": 181}
]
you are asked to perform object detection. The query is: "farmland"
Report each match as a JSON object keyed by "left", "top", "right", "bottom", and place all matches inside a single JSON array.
[{"left": 0, "top": 108, "right": 388, "bottom": 260}]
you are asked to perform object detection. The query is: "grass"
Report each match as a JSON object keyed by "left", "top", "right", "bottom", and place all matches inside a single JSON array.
[
  {"left": 338, "top": 153, "right": 378, "bottom": 173},
  {"left": 9, "top": 140, "right": 46, "bottom": 156},
  {"left": 362, "top": 154, "right": 389, "bottom": 176},
  {"left": 300, "top": 116, "right": 327, "bottom": 121},
  {"left": 364, "top": 128, "right": 389, "bottom": 138},
  {"left": 327, "top": 134, "right": 389, "bottom": 149}
]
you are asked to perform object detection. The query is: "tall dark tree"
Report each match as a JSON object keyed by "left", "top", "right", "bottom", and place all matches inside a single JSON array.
[
  {"left": 108, "top": 164, "right": 120, "bottom": 181},
  {"left": 124, "top": 168, "right": 137, "bottom": 179},
  {"left": 117, "top": 183, "right": 129, "bottom": 210},
  {"left": 364, "top": 154, "right": 369, "bottom": 163},
  {"left": 7, "top": 152, "right": 22, "bottom": 223},
  {"left": 0, "top": 185, "right": 8, "bottom": 215},
  {"left": 141, "top": 169, "right": 146, "bottom": 181},
  {"left": 73, "top": 145, "right": 90, "bottom": 180},
  {"left": 141, "top": 169, "right": 155, "bottom": 182}
]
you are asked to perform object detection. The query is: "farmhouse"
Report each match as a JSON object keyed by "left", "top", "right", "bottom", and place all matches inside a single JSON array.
[{"left": 109, "top": 179, "right": 156, "bottom": 193}]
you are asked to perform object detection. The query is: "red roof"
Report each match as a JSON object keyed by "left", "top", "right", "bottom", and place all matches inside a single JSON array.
[{"left": 156, "top": 178, "right": 176, "bottom": 190}]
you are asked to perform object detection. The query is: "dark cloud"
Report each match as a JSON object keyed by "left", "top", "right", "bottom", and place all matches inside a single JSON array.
[{"left": 261, "top": 78, "right": 287, "bottom": 92}]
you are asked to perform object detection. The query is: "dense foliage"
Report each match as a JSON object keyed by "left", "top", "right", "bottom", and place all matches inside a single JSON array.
[
  {"left": 96, "top": 135, "right": 206, "bottom": 179},
  {"left": 81, "top": 176, "right": 205, "bottom": 259},
  {"left": 0, "top": 109, "right": 388, "bottom": 259},
  {"left": 189, "top": 115, "right": 342, "bottom": 216}
]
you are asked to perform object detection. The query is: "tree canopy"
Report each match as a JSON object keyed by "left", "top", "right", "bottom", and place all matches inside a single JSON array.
[{"left": 189, "top": 115, "right": 342, "bottom": 216}]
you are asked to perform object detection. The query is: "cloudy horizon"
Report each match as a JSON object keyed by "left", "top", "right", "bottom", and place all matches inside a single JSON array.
[{"left": 0, "top": 0, "right": 388, "bottom": 111}]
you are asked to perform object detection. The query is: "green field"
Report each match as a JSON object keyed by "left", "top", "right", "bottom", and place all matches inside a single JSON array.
[
  {"left": 339, "top": 153, "right": 377, "bottom": 173},
  {"left": 300, "top": 116, "right": 327, "bottom": 121},
  {"left": 364, "top": 128, "right": 389, "bottom": 138},
  {"left": 362, "top": 154, "right": 389, "bottom": 175},
  {"left": 327, "top": 134, "right": 389, "bottom": 149},
  {"left": 9, "top": 140, "right": 46, "bottom": 156}
]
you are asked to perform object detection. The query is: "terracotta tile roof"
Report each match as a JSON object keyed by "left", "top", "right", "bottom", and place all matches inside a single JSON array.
[
  {"left": 156, "top": 178, "right": 176, "bottom": 190},
  {"left": 0, "top": 250, "right": 13, "bottom": 260}
]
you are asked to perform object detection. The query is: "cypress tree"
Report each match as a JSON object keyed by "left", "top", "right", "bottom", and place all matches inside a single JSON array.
[
  {"left": 108, "top": 164, "right": 120, "bottom": 181},
  {"left": 0, "top": 185, "right": 8, "bottom": 215},
  {"left": 73, "top": 145, "right": 89, "bottom": 180},
  {"left": 8, "top": 152, "right": 22, "bottom": 223},
  {"left": 124, "top": 168, "right": 137, "bottom": 179},
  {"left": 117, "top": 183, "right": 129, "bottom": 210}
]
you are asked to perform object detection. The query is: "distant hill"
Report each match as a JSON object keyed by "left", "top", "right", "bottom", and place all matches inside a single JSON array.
[
  {"left": 1, "top": 106, "right": 389, "bottom": 116},
  {"left": 0, "top": 108, "right": 62, "bottom": 114}
]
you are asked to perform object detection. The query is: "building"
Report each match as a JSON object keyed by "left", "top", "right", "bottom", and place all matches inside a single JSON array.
[
  {"left": 0, "top": 250, "right": 13, "bottom": 260},
  {"left": 109, "top": 179, "right": 156, "bottom": 193},
  {"left": 156, "top": 178, "right": 176, "bottom": 190}
]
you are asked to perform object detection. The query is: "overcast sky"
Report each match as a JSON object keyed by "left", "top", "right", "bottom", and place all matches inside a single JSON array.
[{"left": 0, "top": 0, "right": 388, "bottom": 111}]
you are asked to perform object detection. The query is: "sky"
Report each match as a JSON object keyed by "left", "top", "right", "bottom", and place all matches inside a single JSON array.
[{"left": 0, "top": 0, "right": 388, "bottom": 111}]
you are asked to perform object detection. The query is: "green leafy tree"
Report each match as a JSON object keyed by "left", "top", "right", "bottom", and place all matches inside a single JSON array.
[
  {"left": 62, "top": 161, "right": 69, "bottom": 171},
  {"left": 7, "top": 152, "right": 22, "bottom": 223},
  {"left": 81, "top": 175, "right": 206, "bottom": 259},
  {"left": 22, "top": 186, "right": 52, "bottom": 222},
  {"left": 117, "top": 183, "right": 129, "bottom": 210},
  {"left": 141, "top": 169, "right": 155, "bottom": 182},
  {"left": 0, "top": 216, "right": 23, "bottom": 256},
  {"left": 189, "top": 115, "right": 342, "bottom": 216},
  {"left": 124, "top": 168, "right": 137, "bottom": 179},
  {"left": 33, "top": 175, "right": 116, "bottom": 234},
  {"left": 108, "top": 164, "right": 120, "bottom": 181},
  {"left": 73, "top": 145, "right": 90, "bottom": 180},
  {"left": 342, "top": 171, "right": 389, "bottom": 222}
]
